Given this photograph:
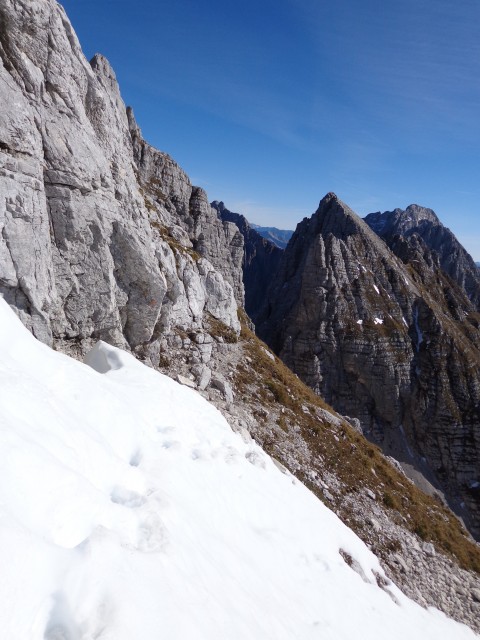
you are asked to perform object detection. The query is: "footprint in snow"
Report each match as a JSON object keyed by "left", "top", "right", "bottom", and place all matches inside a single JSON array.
[
  {"left": 110, "top": 486, "right": 146, "bottom": 509},
  {"left": 129, "top": 449, "right": 142, "bottom": 467},
  {"left": 245, "top": 450, "right": 266, "bottom": 469},
  {"left": 135, "top": 509, "right": 168, "bottom": 553}
]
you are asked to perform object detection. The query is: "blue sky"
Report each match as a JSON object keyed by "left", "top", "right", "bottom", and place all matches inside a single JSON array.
[{"left": 61, "top": 0, "right": 480, "bottom": 258}]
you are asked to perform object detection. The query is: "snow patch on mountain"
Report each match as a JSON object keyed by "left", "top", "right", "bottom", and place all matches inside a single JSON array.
[{"left": 0, "top": 298, "right": 475, "bottom": 639}]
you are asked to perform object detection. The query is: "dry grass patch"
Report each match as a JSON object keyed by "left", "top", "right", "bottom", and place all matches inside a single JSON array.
[
  {"left": 235, "top": 312, "right": 480, "bottom": 574},
  {"left": 206, "top": 314, "right": 238, "bottom": 344},
  {"left": 150, "top": 221, "right": 201, "bottom": 262}
]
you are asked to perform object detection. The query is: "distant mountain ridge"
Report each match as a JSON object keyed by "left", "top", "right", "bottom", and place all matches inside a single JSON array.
[{"left": 250, "top": 224, "right": 294, "bottom": 249}]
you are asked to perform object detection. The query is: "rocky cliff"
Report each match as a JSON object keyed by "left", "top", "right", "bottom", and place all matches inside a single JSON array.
[
  {"left": 258, "top": 193, "right": 480, "bottom": 539},
  {"left": 0, "top": 0, "right": 241, "bottom": 368},
  {"left": 211, "top": 201, "right": 282, "bottom": 323},
  {"left": 365, "top": 205, "right": 480, "bottom": 308}
]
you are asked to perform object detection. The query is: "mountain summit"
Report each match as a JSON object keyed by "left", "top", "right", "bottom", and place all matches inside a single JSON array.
[
  {"left": 259, "top": 194, "right": 480, "bottom": 539},
  {"left": 365, "top": 205, "right": 480, "bottom": 307}
]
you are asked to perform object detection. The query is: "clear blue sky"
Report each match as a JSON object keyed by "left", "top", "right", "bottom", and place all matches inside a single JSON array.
[{"left": 60, "top": 0, "right": 480, "bottom": 259}]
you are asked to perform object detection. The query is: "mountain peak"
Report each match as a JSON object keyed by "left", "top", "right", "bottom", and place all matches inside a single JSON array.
[
  {"left": 404, "top": 204, "right": 440, "bottom": 225},
  {"left": 364, "top": 205, "right": 439, "bottom": 237},
  {"left": 364, "top": 204, "right": 480, "bottom": 307},
  {"left": 308, "top": 194, "right": 394, "bottom": 261},
  {"left": 319, "top": 191, "right": 339, "bottom": 206}
]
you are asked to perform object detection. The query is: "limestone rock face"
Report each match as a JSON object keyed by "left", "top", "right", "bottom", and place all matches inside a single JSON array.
[
  {"left": 128, "top": 115, "right": 245, "bottom": 308},
  {"left": 259, "top": 193, "right": 480, "bottom": 538},
  {"left": 365, "top": 205, "right": 480, "bottom": 308},
  {"left": 0, "top": 0, "right": 240, "bottom": 362},
  {"left": 211, "top": 201, "right": 283, "bottom": 324}
]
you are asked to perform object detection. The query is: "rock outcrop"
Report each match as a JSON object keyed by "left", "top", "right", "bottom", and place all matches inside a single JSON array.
[
  {"left": 365, "top": 205, "right": 480, "bottom": 308},
  {"left": 211, "top": 201, "right": 283, "bottom": 324},
  {"left": 258, "top": 193, "right": 480, "bottom": 538},
  {"left": 0, "top": 0, "right": 241, "bottom": 365}
]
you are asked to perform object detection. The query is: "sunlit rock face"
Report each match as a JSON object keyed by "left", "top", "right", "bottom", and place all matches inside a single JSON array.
[
  {"left": 0, "top": 0, "right": 241, "bottom": 363},
  {"left": 365, "top": 204, "right": 480, "bottom": 309},
  {"left": 258, "top": 193, "right": 480, "bottom": 539}
]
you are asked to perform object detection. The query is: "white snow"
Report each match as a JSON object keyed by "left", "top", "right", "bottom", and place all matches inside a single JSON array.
[
  {"left": 356, "top": 319, "right": 363, "bottom": 325},
  {"left": 374, "top": 317, "right": 384, "bottom": 325},
  {"left": 262, "top": 346, "right": 275, "bottom": 361},
  {"left": 373, "top": 284, "right": 380, "bottom": 295},
  {"left": 0, "top": 298, "right": 475, "bottom": 640}
]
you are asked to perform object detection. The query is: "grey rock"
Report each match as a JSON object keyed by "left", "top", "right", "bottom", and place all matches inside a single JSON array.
[
  {"left": 129, "top": 126, "right": 245, "bottom": 309},
  {"left": 344, "top": 416, "right": 362, "bottom": 433},
  {"left": 176, "top": 374, "right": 196, "bottom": 389},
  {"left": 392, "top": 553, "right": 409, "bottom": 573},
  {"left": 211, "top": 375, "right": 234, "bottom": 403},
  {"left": 365, "top": 204, "right": 480, "bottom": 309},
  {"left": 191, "top": 364, "right": 212, "bottom": 391},
  {"left": 211, "top": 201, "right": 283, "bottom": 324},
  {"left": 471, "top": 588, "right": 480, "bottom": 603},
  {"left": 0, "top": 0, "right": 240, "bottom": 363},
  {"left": 366, "top": 516, "right": 381, "bottom": 532},
  {"left": 422, "top": 542, "right": 436, "bottom": 557},
  {"left": 258, "top": 192, "right": 480, "bottom": 540},
  {"left": 323, "top": 489, "right": 334, "bottom": 502},
  {"left": 3, "top": 3, "right": 480, "bottom": 635}
]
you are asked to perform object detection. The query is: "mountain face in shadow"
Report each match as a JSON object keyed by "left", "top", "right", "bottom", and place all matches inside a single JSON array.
[{"left": 258, "top": 193, "right": 480, "bottom": 539}]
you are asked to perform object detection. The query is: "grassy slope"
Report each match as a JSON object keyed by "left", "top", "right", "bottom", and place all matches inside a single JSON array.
[{"left": 235, "top": 314, "right": 480, "bottom": 574}]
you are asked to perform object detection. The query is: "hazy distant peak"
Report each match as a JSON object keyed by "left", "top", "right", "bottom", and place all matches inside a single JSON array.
[{"left": 250, "top": 224, "right": 293, "bottom": 249}]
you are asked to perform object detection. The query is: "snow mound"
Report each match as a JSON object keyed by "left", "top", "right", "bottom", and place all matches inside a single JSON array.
[{"left": 0, "top": 298, "right": 475, "bottom": 639}]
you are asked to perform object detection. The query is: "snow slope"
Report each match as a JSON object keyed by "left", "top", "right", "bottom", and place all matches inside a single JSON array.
[{"left": 0, "top": 298, "right": 475, "bottom": 639}]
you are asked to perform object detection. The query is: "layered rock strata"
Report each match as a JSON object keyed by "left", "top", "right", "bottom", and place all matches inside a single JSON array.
[
  {"left": 1, "top": 1, "right": 480, "bottom": 633},
  {"left": 0, "top": 0, "right": 241, "bottom": 366},
  {"left": 258, "top": 193, "right": 480, "bottom": 538},
  {"left": 365, "top": 204, "right": 480, "bottom": 308}
]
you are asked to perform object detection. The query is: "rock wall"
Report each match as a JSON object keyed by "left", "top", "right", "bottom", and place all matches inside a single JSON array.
[
  {"left": 211, "top": 201, "right": 283, "bottom": 323},
  {"left": 0, "top": 0, "right": 241, "bottom": 365},
  {"left": 258, "top": 193, "right": 480, "bottom": 538},
  {"left": 365, "top": 204, "right": 480, "bottom": 309}
]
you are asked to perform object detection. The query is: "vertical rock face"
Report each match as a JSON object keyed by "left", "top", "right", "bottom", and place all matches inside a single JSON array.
[
  {"left": 365, "top": 205, "right": 480, "bottom": 309},
  {"left": 128, "top": 117, "right": 245, "bottom": 308},
  {"left": 211, "top": 201, "right": 283, "bottom": 323},
  {"left": 259, "top": 193, "right": 480, "bottom": 538},
  {"left": 0, "top": 0, "right": 241, "bottom": 362}
]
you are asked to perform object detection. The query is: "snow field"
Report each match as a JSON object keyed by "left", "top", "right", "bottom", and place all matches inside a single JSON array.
[{"left": 0, "top": 299, "right": 475, "bottom": 639}]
